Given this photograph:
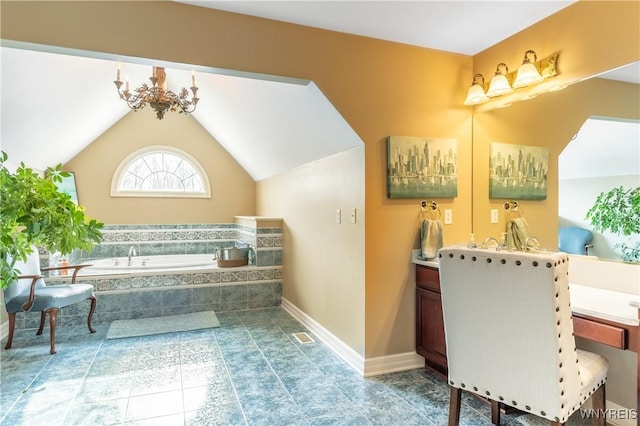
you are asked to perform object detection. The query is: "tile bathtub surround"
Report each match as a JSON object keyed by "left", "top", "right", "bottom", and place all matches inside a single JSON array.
[
  {"left": 0, "top": 308, "right": 598, "bottom": 426},
  {"left": 12, "top": 268, "right": 283, "bottom": 330},
  {"left": 11, "top": 222, "right": 284, "bottom": 331},
  {"left": 72, "top": 222, "right": 283, "bottom": 268}
]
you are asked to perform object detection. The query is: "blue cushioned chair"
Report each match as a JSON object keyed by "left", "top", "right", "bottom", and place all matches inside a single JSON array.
[
  {"left": 559, "top": 226, "right": 594, "bottom": 255},
  {"left": 3, "top": 247, "right": 96, "bottom": 354}
]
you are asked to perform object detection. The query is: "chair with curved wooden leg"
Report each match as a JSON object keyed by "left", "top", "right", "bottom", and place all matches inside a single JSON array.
[
  {"left": 438, "top": 247, "right": 608, "bottom": 426},
  {"left": 3, "top": 247, "right": 97, "bottom": 354}
]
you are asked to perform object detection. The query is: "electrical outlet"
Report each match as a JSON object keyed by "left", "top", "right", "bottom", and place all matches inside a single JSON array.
[
  {"left": 350, "top": 208, "right": 357, "bottom": 224},
  {"left": 491, "top": 209, "right": 499, "bottom": 224},
  {"left": 335, "top": 209, "right": 341, "bottom": 224},
  {"left": 444, "top": 209, "right": 453, "bottom": 224}
]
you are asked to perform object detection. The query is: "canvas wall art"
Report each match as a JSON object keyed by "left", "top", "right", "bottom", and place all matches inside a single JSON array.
[
  {"left": 489, "top": 142, "right": 548, "bottom": 200},
  {"left": 387, "top": 136, "right": 457, "bottom": 199}
]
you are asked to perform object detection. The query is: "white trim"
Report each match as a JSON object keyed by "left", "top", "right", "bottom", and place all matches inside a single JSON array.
[
  {"left": 600, "top": 400, "right": 637, "bottom": 426},
  {"left": 280, "top": 298, "right": 425, "bottom": 377},
  {"left": 281, "top": 298, "right": 365, "bottom": 375},
  {"left": 363, "top": 351, "right": 425, "bottom": 377}
]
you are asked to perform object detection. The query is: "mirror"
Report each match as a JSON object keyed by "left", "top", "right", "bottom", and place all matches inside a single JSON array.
[
  {"left": 471, "top": 62, "right": 640, "bottom": 261},
  {"left": 559, "top": 116, "right": 639, "bottom": 260}
]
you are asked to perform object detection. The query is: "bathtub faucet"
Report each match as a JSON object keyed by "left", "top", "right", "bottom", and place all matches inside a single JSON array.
[{"left": 128, "top": 246, "right": 137, "bottom": 264}]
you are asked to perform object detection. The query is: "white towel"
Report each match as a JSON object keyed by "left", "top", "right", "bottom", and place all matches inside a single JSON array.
[{"left": 420, "top": 219, "right": 443, "bottom": 259}]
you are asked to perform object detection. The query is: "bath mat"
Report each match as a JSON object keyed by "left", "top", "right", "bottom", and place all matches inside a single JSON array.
[{"left": 106, "top": 311, "right": 220, "bottom": 339}]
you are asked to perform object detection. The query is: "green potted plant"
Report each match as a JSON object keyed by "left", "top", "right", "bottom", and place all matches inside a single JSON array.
[
  {"left": 0, "top": 151, "right": 104, "bottom": 289},
  {"left": 585, "top": 185, "right": 640, "bottom": 263}
]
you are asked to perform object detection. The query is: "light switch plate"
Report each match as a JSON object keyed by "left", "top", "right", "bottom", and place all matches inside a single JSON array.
[
  {"left": 350, "top": 208, "right": 357, "bottom": 224},
  {"left": 335, "top": 209, "right": 341, "bottom": 224},
  {"left": 444, "top": 209, "right": 453, "bottom": 224},
  {"left": 491, "top": 209, "right": 499, "bottom": 224}
]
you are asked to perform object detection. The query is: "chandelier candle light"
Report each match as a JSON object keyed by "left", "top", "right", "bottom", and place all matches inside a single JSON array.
[{"left": 114, "top": 64, "right": 199, "bottom": 120}]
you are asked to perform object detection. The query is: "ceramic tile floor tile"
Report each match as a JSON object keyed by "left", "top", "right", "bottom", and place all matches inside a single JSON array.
[{"left": 0, "top": 307, "right": 606, "bottom": 425}]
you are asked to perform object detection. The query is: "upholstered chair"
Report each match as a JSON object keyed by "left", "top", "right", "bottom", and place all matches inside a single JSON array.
[
  {"left": 559, "top": 226, "right": 594, "bottom": 255},
  {"left": 3, "top": 247, "right": 96, "bottom": 354},
  {"left": 438, "top": 246, "right": 608, "bottom": 426}
]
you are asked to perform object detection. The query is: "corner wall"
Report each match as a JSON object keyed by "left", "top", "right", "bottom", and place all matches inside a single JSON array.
[{"left": 257, "top": 147, "right": 366, "bottom": 356}]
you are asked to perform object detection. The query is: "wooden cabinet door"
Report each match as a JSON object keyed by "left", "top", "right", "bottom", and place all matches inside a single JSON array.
[{"left": 416, "top": 287, "right": 447, "bottom": 374}]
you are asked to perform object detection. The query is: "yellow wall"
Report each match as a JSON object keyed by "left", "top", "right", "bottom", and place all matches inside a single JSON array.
[
  {"left": 64, "top": 109, "right": 256, "bottom": 224},
  {"left": 1, "top": 1, "right": 638, "bottom": 366}
]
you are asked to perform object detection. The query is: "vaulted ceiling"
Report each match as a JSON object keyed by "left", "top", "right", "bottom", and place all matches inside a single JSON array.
[{"left": 6, "top": 1, "right": 635, "bottom": 181}]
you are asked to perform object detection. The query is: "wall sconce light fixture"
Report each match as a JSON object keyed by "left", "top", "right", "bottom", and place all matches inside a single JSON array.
[{"left": 464, "top": 51, "right": 559, "bottom": 106}]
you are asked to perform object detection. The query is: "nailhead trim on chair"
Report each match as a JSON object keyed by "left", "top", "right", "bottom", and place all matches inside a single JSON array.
[
  {"left": 533, "top": 261, "right": 539, "bottom": 266},
  {"left": 501, "top": 259, "right": 506, "bottom": 264}
]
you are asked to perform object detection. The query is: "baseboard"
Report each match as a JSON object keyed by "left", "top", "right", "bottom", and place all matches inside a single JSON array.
[
  {"left": 604, "top": 400, "right": 637, "bottom": 426},
  {"left": 280, "top": 298, "right": 424, "bottom": 377},
  {"left": 281, "top": 298, "right": 365, "bottom": 375},
  {"left": 363, "top": 351, "right": 425, "bottom": 377}
]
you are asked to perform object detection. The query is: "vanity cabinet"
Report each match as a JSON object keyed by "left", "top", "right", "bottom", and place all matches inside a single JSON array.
[{"left": 415, "top": 264, "right": 447, "bottom": 376}]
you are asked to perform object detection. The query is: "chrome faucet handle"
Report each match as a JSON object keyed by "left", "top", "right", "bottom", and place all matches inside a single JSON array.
[{"left": 481, "top": 237, "right": 500, "bottom": 251}]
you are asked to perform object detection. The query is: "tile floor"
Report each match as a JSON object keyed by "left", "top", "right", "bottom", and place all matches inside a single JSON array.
[{"left": 1, "top": 308, "right": 598, "bottom": 425}]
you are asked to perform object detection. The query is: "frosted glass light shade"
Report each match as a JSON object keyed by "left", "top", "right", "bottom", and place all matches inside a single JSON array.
[
  {"left": 513, "top": 62, "right": 543, "bottom": 88},
  {"left": 486, "top": 73, "right": 512, "bottom": 97},
  {"left": 464, "top": 83, "right": 489, "bottom": 105}
]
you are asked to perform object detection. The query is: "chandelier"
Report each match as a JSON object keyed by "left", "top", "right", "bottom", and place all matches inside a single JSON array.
[{"left": 114, "top": 65, "right": 199, "bottom": 120}]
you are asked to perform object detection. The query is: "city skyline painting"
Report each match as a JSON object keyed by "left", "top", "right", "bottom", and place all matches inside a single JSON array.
[
  {"left": 489, "top": 142, "right": 548, "bottom": 200},
  {"left": 387, "top": 136, "right": 457, "bottom": 199}
]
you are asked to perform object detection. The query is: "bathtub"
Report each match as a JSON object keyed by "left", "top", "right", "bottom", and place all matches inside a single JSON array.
[{"left": 78, "top": 253, "right": 218, "bottom": 276}]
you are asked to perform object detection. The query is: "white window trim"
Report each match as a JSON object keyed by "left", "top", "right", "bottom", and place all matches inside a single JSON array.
[{"left": 111, "top": 145, "right": 211, "bottom": 198}]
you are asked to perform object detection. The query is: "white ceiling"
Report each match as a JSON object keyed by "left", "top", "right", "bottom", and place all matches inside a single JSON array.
[
  {"left": 2, "top": 1, "right": 636, "bottom": 180},
  {"left": 175, "top": 1, "right": 576, "bottom": 56}
]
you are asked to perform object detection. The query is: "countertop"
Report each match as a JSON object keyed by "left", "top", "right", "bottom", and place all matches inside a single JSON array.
[
  {"left": 411, "top": 249, "right": 439, "bottom": 268},
  {"left": 411, "top": 249, "right": 639, "bottom": 326},
  {"left": 570, "top": 283, "right": 639, "bottom": 326}
]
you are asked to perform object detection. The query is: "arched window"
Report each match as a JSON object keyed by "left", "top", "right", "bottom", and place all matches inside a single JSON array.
[{"left": 111, "top": 146, "right": 211, "bottom": 198}]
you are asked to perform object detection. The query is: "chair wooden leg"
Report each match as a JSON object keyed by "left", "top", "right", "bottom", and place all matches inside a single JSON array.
[
  {"left": 448, "top": 386, "right": 462, "bottom": 426},
  {"left": 491, "top": 400, "right": 501, "bottom": 425},
  {"left": 4, "top": 313, "right": 16, "bottom": 349},
  {"left": 36, "top": 311, "right": 46, "bottom": 335},
  {"left": 47, "top": 308, "right": 59, "bottom": 354},
  {"left": 591, "top": 384, "right": 606, "bottom": 426},
  {"left": 87, "top": 295, "right": 97, "bottom": 333}
]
